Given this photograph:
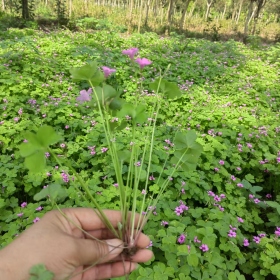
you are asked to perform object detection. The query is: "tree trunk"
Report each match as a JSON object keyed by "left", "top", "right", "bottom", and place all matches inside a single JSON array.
[
  {"left": 137, "top": 0, "right": 144, "bottom": 32},
  {"left": 128, "top": 0, "right": 134, "bottom": 32},
  {"left": 166, "top": 0, "right": 174, "bottom": 34},
  {"left": 2, "top": 0, "right": 5, "bottom": 10},
  {"left": 22, "top": 0, "right": 30, "bottom": 19},
  {"left": 189, "top": 0, "right": 196, "bottom": 17},
  {"left": 249, "top": 5, "right": 257, "bottom": 25},
  {"left": 205, "top": 0, "right": 214, "bottom": 21},
  {"left": 69, "top": 0, "right": 72, "bottom": 18},
  {"left": 180, "top": 0, "right": 191, "bottom": 30},
  {"left": 252, "top": 0, "right": 267, "bottom": 35},
  {"left": 160, "top": 3, "right": 164, "bottom": 25},
  {"left": 221, "top": 2, "right": 227, "bottom": 19},
  {"left": 144, "top": 0, "right": 151, "bottom": 26},
  {"left": 236, "top": 0, "right": 243, "bottom": 23},
  {"left": 244, "top": 0, "right": 255, "bottom": 41}
]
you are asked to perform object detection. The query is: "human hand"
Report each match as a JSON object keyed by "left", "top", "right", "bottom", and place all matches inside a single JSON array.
[{"left": 0, "top": 208, "right": 153, "bottom": 280}]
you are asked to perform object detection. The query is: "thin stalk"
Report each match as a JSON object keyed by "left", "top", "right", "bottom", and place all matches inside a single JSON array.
[{"left": 49, "top": 148, "right": 119, "bottom": 237}]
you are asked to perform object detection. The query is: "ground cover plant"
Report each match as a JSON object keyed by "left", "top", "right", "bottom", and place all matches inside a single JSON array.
[{"left": 0, "top": 28, "right": 280, "bottom": 279}]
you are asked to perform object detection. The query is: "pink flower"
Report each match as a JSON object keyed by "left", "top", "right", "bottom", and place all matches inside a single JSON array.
[
  {"left": 17, "top": 213, "right": 23, "bottom": 217},
  {"left": 135, "top": 58, "right": 152, "bottom": 69},
  {"left": 237, "top": 183, "right": 243, "bottom": 188},
  {"left": 36, "top": 206, "right": 43, "bottom": 211},
  {"left": 199, "top": 244, "right": 209, "bottom": 252},
  {"left": 237, "top": 217, "right": 244, "bottom": 223},
  {"left": 21, "top": 202, "right": 27, "bottom": 208},
  {"left": 122, "top": 48, "right": 139, "bottom": 59},
  {"left": 194, "top": 236, "right": 201, "bottom": 243},
  {"left": 177, "top": 234, "right": 186, "bottom": 244},
  {"left": 76, "top": 89, "right": 92, "bottom": 103},
  {"left": 102, "top": 66, "right": 116, "bottom": 78},
  {"left": 275, "top": 227, "right": 280, "bottom": 236},
  {"left": 243, "top": 238, "right": 250, "bottom": 246},
  {"left": 60, "top": 143, "right": 66, "bottom": 148},
  {"left": 253, "top": 236, "right": 260, "bottom": 243},
  {"left": 219, "top": 160, "right": 225, "bottom": 165},
  {"left": 33, "top": 217, "right": 40, "bottom": 223},
  {"left": 101, "top": 147, "right": 108, "bottom": 153}
]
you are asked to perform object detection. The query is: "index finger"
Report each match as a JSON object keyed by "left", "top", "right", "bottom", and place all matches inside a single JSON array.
[{"left": 58, "top": 208, "right": 145, "bottom": 232}]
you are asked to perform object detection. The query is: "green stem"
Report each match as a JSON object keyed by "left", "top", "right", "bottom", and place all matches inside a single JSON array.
[{"left": 48, "top": 148, "right": 119, "bottom": 237}]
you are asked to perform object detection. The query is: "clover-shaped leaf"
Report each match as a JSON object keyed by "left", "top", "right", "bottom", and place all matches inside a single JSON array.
[
  {"left": 174, "top": 130, "right": 198, "bottom": 149},
  {"left": 150, "top": 78, "right": 182, "bottom": 99},
  {"left": 34, "top": 183, "right": 68, "bottom": 203},
  {"left": 70, "top": 61, "right": 98, "bottom": 81},
  {"left": 19, "top": 125, "right": 62, "bottom": 172}
]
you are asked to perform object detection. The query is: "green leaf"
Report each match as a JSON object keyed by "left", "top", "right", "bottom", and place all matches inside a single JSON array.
[
  {"left": 25, "top": 150, "right": 46, "bottom": 172},
  {"left": 266, "top": 201, "right": 280, "bottom": 208},
  {"left": 34, "top": 183, "right": 67, "bottom": 202},
  {"left": 19, "top": 142, "right": 37, "bottom": 157},
  {"left": 174, "top": 131, "right": 198, "bottom": 149},
  {"left": 109, "top": 97, "right": 124, "bottom": 111},
  {"left": 149, "top": 184, "right": 160, "bottom": 194},
  {"left": 117, "top": 150, "right": 131, "bottom": 162},
  {"left": 150, "top": 78, "right": 182, "bottom": 99},
  {"left": 29, "top": 264, "right": 54, "bottom": 280},
  {"left": 70, "top": 61, "right": 98, "bottom": 81},
  {"left": 228, "top": 272, "right": 236, "bottom": 280},
  {"left": 187, "top": 254, "right": 199, "bottom": 267},
  {"left": 37, "top": 126, "right": 62, "bottom": 147}
]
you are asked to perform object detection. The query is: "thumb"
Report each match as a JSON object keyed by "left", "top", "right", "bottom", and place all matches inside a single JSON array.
[{"left": 74, "top": 238, "right": 124, "bottom": 266}]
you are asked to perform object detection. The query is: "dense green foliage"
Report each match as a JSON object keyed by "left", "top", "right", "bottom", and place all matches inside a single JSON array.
[{"left": 0, "top": 27, "right": 280, "bottom": 279}]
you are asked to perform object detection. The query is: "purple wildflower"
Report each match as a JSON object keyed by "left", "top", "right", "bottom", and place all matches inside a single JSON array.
[
  {"left": 21, "top": 202, "right": 27, "bottom": 208},
  {"left": 177, "top": 234, "right": 186, "bottom": 244},
  {"left": 101, "top": 147, "right": 108, "bottom": 153},
  {"left": 76, "top": 89, "right": 92, "bottom": 103},
  {"left": 275, "top": 227, "right": 280, "bottom": 236},
  {"left": 161, "top": 221, "right": 169, "bottom": 227},
  {"left": 237, "top": 217, "right": 244, "bottom": 223},
  {"left": 122, "top": 48, "right": 139, "bottom": 59},
  {"left": 102, "top": 66, "right": 116, "bottom": 78},
  {"left": 243, "top": 238, "right": 250, "bottom": 246},
  {"left": 194, "top": 236, "right": 201, "bottom": 243},
  {"left": 199, "top": 244, "right": 209, "bottom": 252},
  {"left": 253, "top": 236, "right": 261, "bottom": 244},
  {"left": 135, "top": 58, "right": 152, "bottom": 69},
  {"left": 33, "top": 217, "right": 40, "bottom": 223}
]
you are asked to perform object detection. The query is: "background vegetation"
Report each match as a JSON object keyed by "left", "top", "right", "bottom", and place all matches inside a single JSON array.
[
  {"left": 1, "top": 0, "right": 280, "bottom": 42},
  {"left": 0, "top": 0, "right": 280, "bottom": 280}
]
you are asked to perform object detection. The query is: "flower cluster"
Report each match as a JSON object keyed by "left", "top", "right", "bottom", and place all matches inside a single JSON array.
[
  {"left": 228, "top": 225, "right": 237, "bottom": 238},
  {"left": 88, "top": 146, "right": 96, "bottom": 155},
  {"left": 208, "top": 191, "right": 226, "bottom": 211},
  {"left": 122, "top": 48, "right": 152, "bottom": 69},
  {"left": 174, "top": 200, "right": 189, "bottom": 216},
  {"left": 61, "top": 172, "right": 69, "bottom": 183}
]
